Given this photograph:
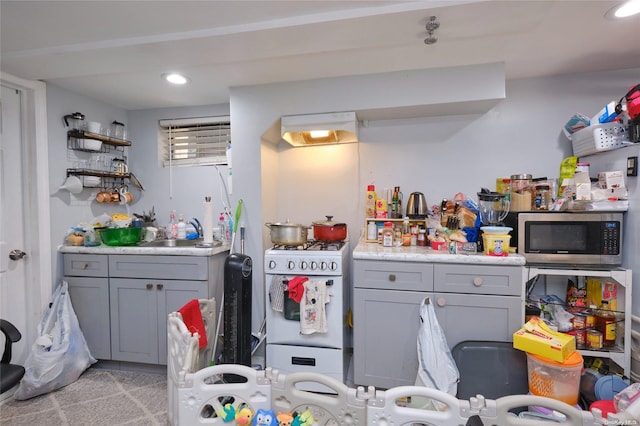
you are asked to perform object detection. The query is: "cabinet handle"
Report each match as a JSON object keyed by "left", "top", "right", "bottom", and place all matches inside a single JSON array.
[
  {"left": 81, "top": 263, "right": 89, "bottom": 270},
  {"left": 388, "top": 274, "right": 396, "bottom": 282},
  {"left": 156, "top": 284, "right": 164, "bottom": 290},
  {"left": 437, "top": 297, "right": 446, "bottom": 307},
  {"left": 146, "top": 283, "right": 153, "bottom": 290},
  {"left": 473, "top": 277, "right": 483, "bottom": 287}
]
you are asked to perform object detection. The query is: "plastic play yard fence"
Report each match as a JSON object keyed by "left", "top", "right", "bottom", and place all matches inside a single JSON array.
[{"left": 168, "top": 313, "right": 640, "bottom": 426}]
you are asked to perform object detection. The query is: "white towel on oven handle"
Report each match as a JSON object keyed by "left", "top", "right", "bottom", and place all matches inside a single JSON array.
[{"left": 300, "top": 280, "right": 328, "bottom": 334}]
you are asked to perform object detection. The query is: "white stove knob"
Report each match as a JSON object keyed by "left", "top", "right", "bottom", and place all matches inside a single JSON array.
[
  {"left": 320, "top": 261, "right": 327, "bottom": 270},
  {"left": 288, "top": 261, "right": 296, "bottom": 270},
  {"left": 310, "top": 261, "right": 317, "bottom": 270},
  {"left": 268, "top": 260, "right": 276, "bottom": 269},
  {"left": 329, "top": 261, "right": 338, "bottom": 271},
  {"left": 299, "top": 261, "right": 307, "bottom": 270}
]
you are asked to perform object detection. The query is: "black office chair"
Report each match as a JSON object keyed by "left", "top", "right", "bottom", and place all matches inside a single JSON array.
[{"left": 1, "top": 319, "right": 26, "bottom": 394}]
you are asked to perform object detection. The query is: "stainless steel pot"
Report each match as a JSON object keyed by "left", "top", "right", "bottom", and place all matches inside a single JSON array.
[{"left": 265, "top": 222, "right": 308, "bottom": 245}]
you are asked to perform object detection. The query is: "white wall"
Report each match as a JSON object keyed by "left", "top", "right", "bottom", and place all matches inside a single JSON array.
[
  {"left": 46, "top": 84, "right": 128, "bottom": 282},
  {"left": 127, "top": 104, "right": 230, "bottom": 230},
  {"left": 46, "top": 66, "right": 640, "bottom": 331}
]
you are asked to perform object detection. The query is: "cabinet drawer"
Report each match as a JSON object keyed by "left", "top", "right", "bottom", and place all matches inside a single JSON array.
[
  {"left": 109, "top": 255, "right": 208, "bottom": 280},
  {"left": 354, "top": 260, "right": 433, "bottom": 291},
  {"left": 64, "top": 254, "right": 109, "bottom": 277},
  {"left": 434, "top": 264, "right": 522, "bottom": 296}
]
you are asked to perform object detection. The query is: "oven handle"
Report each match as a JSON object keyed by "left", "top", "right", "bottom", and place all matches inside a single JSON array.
[{"left": 291, "top": 356, "right": 316, "bottom": 366}]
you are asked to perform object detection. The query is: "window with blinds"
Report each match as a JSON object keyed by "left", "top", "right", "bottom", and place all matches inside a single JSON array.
[{"left": 159, "top": 116, "right": 230, "bottom": 167}]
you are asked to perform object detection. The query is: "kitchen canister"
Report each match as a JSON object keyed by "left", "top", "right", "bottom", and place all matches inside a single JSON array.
[{"left": 527, "top": 351, "right": 583, "bottom": 405}]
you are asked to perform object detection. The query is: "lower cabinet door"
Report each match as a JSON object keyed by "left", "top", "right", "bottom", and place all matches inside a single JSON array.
[
  {"left": 433, "top": 292, "right": 523, "bottom": 351},
  {"left": 156, "top": 280, "right": 207, "bottom": 365},
  {"left": 66, "top": 276, "right": 111, "bottom": 360},
  {"left": 110, "top": 278, "right": 159, "bottom": 363},
  {"left": 110, "top": 278, "right": 207, "bottom": 364},
  {"left": 353, "top": 288, "right": 428, "bottom": 389}
]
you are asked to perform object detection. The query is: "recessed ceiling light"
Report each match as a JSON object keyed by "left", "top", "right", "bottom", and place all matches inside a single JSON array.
[
  {"left": 162, "top": 73, "right": 191, "bottom": 85},
  {"left": 606, "top": 0, "right": 640, "bottom": 19}
]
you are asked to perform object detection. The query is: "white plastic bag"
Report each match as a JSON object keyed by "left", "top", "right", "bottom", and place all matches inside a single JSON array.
[
  {"left": 416, "top": 297, "right": 459, "bottom": 396},
  {"left": 14, "top": 281, "right": 96, "bottom": 400}
]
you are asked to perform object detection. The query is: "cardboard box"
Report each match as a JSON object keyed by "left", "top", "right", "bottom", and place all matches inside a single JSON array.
[
  {"left": 574, "top": 171, "right": 591, "bottom": 201},
  {"left": 598, "top": 171, "right": 625, "bottom": 190},
  {"left": 513, "top": 317, "right": 576, "bottom": 363},
  {"left": 586, "top": 277, "right": 617, "bottom": 311}
]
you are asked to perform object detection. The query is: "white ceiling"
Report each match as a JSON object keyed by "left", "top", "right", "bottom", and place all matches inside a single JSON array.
[{"left": 2, "top": 0, "right": 639, "bottom": 111}]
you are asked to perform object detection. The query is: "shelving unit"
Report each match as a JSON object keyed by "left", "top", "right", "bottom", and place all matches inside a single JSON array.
[
  {"left": 363, "top": 218, "right": 427, "bottom": 242},
  {"left": 65, "top": 129, "right": 142, "bottom": 191},
  {"left": 526, "top": 266, "right": 632, "bottom": 377}
]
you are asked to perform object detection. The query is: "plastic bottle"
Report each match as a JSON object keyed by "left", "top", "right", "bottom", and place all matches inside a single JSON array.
[
  {"left": 595, "top": 301, "right": 616, "bottom": 347},
  {"left": 367, "top": 220, "right": 377, "bottom": 240},
  {"left": 365, "top": 185, "right": 376, "bottom": 218},
  {"left": 177, "top": 215, "right": 186, "bottom": 239},
  {"left": 218, "top": 213, "right": 227, "bottom": 242},
  {"left": 226, "top": 214, "right": 233, "bottom": 242},
  {"left": 382, "top": 222, "right": 394, "bottom": 247},
  {"left": 168, "top": 211, "right": 178, "bottom": 239}
]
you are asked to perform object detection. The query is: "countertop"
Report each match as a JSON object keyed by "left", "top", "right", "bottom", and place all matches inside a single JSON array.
[
  {"left": 58, "top": 242, "right": 231, "bottom": 257},
  {"left": 353, "top": 240, "right": 526, "bottom": 266}
]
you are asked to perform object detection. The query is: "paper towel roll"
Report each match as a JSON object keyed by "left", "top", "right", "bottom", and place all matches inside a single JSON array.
[{"left": 203, "top": 197, "right": 214, "bottom": 244}]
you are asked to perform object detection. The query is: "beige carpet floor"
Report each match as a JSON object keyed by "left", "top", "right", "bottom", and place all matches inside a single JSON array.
[{"left": 0, "top": 367, "right": 167, "bottom": 425}]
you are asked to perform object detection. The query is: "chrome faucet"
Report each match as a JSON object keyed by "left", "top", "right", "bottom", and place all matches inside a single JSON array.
[{"left": 190, "top": 218, "right": 203, "bottom": 237}]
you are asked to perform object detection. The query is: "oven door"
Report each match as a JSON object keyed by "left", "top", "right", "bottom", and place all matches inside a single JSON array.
[{"left": 265, "top": 274, "right": 344, "bottom": 348}]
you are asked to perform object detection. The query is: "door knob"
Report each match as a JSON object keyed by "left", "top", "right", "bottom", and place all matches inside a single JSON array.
[{"left": 9, "top": 250, "right": 26, "bottom": 260}]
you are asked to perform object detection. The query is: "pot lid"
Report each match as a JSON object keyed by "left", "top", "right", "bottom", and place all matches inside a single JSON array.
[
  {"left": 266, "top": 220, "right": 307, "bottom": 228},
  {"left": 477, "top": 188, "right": 507, "bottom": 201},
  {"left": 313, "top": 216, "right": 346, "bottom": 226}
]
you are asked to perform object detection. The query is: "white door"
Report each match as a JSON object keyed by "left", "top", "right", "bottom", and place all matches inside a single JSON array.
[
  {"left": 0, "top": 84, "right": 30, "bottom": 361},
  {"left": 0, "top": 74, "right": 51, "bottom": 365}
]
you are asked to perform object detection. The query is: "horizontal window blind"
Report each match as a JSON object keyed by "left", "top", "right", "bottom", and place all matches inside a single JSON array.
[{"left": 159, "top": 115, "right": 230, "bottom": 167}]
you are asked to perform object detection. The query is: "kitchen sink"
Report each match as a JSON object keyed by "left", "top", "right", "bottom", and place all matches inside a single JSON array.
[{"left": 139, "top": 239, "right": 222, "bottom": 248}]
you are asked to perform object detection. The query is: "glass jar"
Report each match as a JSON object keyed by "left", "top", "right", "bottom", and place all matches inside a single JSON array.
[
  {"left": 510, "top": 173, "right": 532, "bottom": 211},
  {"left": 532, "top": 184, "right": 551, "bottom": 210},
  {"left": 417, "top": 229, "right": 427, "bottom": 246}
]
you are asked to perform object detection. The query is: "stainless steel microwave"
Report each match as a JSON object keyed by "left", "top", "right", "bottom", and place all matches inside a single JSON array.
[{"left": 515, "top": 212, "right": 623, "bottom": 265}]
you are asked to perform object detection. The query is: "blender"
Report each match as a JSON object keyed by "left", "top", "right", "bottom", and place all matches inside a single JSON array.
[
  {"left": 477, "top": 189, "right": 511, "bottom": 253},
  {"left": 477, "top": 189, "right": 510, "bottom": 226}
]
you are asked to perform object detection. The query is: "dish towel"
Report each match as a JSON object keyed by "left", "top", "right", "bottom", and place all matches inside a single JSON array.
[
  {"left": 300, "top": 280, "right": 328, "bottom": 334},
  {"left": 268, "top": 275, "right": 288, "bottom": 312},
  {"left": 178, "top": 299, "right": 208, "bottom": 349},
  {"left": 287, "top": 276, "right": 308, "bottom": 303}
]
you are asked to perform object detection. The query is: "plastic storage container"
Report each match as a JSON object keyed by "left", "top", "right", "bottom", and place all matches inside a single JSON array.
[
  {"left": 526, "top": 351, "right": 583, "bottom": 405},
  {"left": 482, "top": 233, "right": 511, "bottom": 256}
]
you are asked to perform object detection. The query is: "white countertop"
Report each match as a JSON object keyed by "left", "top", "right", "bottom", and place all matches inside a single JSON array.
[
  {"left": 58, "top": 242, "right": 231, "bottom": 257},
  {"left": 353, "top": 240, "right": 526, "bottom": 266}
]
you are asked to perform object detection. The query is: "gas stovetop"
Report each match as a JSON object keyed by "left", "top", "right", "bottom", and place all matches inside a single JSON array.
[
  {"left": 265, "top": 240, "right": 348, "bottom": 275},
  {"left": 269, "top": 240, "right": 346, "bottom": 252}
]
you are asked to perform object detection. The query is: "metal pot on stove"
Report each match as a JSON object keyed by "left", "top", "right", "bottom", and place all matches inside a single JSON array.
[
  {"left": 312, "top": 216, "right": 347, "bottom": 242},
  {"left": 265, "top": 221, "right": 308, "bottom": 246}
]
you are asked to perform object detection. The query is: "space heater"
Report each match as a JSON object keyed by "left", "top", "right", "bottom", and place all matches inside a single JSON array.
[{"left": 222, "top": 253, "right": 252, "bottom": 367}]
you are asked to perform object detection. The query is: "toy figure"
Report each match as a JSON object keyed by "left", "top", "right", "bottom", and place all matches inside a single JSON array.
[
  {"left": 252, "top": 408, "right": 276, "bottom": 425},
  {"left": 292, "top": 409, "right": 315, "bottom": 426},
  {"left": 235, "top": 403, "right": 254, "bottom": 425},
  {"left": 216, "top": 403, "right": 236, "bottom": 422},
  {"left": 276, "top": 412, "right": 294, "bottom": 426}
]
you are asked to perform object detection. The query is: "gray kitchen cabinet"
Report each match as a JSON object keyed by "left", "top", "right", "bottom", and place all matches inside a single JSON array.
[
  {"left": 109, "top": 278, "right": 206, "bottom": 364},
  {"left": 64, "top": 254, "right": 111, "bottom": 360},
  {"left": 62, "top": 252, "right": 225, "bottom": 366},
  {"left": 353, "top": 259, "right": 525, "bottom": 389}
]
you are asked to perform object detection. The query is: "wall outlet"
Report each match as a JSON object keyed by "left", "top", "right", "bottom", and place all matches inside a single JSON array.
[{"left": 628, "top": 156, "right": 638, "bottom": 177}]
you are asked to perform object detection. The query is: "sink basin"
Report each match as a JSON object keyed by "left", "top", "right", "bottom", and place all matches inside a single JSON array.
[{"left": 139, "top": 239, "right": 221, "bottom": 248}]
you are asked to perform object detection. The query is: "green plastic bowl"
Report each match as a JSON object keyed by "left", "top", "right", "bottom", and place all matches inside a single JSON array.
[{"left": 99, "top": 227, "right": 142, "bottom": 246}]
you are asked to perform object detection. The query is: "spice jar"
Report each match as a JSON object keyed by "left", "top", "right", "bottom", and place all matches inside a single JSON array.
[
  {"left": 382, "top": 222, "right": 394, "bottom": 247},
  {"left": 417, "top": 229, "right": 427, "bottom": 246},
  {"left": 533, "top": 184, "right": 551, "bottom": 210}
]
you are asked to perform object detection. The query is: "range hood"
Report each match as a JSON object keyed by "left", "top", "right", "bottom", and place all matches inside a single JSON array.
[{"left": 281, "top": 112, "right": 358, "bottom": 147}]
